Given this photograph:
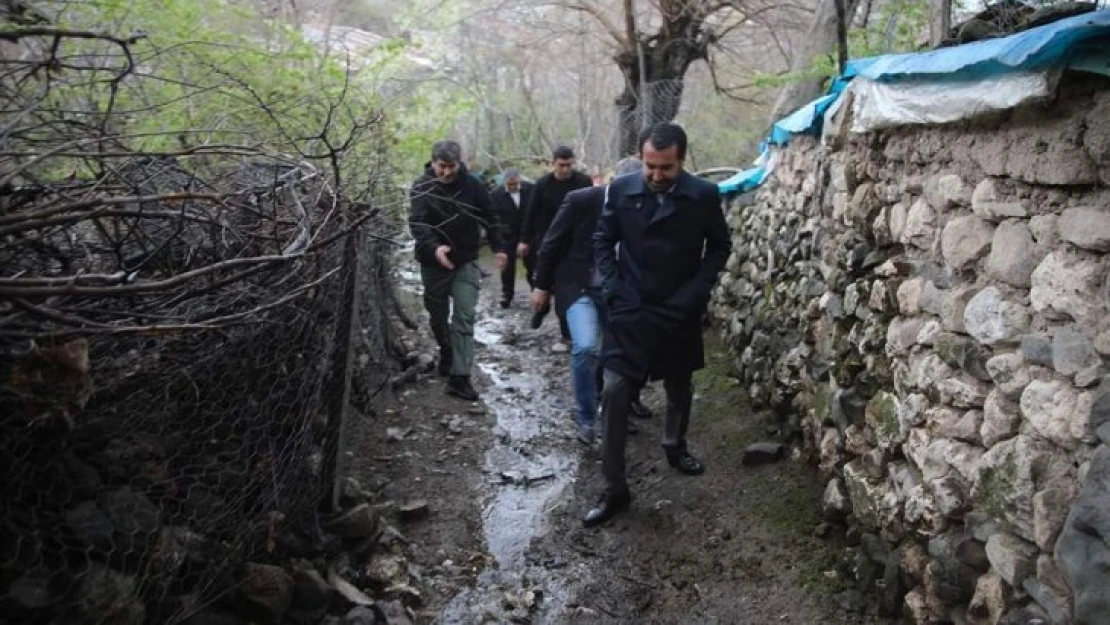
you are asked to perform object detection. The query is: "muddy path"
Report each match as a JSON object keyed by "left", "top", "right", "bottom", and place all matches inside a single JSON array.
[{"left": 352, "top": 255, "right": 893, "bottom": 624}]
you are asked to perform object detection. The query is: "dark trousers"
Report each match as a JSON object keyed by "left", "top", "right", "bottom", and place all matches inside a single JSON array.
[
  {"left": 601, "top": 369, "right": 693, "bottom": 495},
  {"left": 522, "top": 250, "right": 536, "bottom": 290},
  {"left": 500, "top": 249, "right": 518, "bottom": 303}
]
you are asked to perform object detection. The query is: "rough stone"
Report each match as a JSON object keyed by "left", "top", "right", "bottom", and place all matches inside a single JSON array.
[
  {"left": 866, "top": 392, "right": 904, "bottom": 450},
  {"left": 925, "top": 174, "right": 971, "bottom": 210},
  {"left": 324, "top": 503, "right": 380, "bottom": 538},
  {"left": 1032, "top": 482, "right": 1077, "bottom": 552},
  {"left": 903, "top": 586, "right": 934, "bottom": 625},
  {"left": 917, "top": 320, "right": 943, "bottom": 347},
  {"left": 1093, "top": 377, "right": 1110, "bottom": 444},
  {"left": 903, "top": 198, "right": 938, "bottom": 250},
  {"left": 1055, "top": 445, "right": 1110, "bottom": 625},
  {"left": 741, "top": 442, "right": 785, "bottom": 466},
  {"left": 942, "top": 216, "right": 994, "bottom": 270},
  {"left": 968, "top": 572, "right": 1012, "bottom": 625},
  {"left": 1029, "top": 555, "right": 1073, "bottom": 625},
  {"left": 945, "top": 441, "right": 985, "bottom": 484},
  {"left": 942, "top": 285, "right": 978, "bottom": 334},
  {"left": 927, "top": 408, "right": 982, "bottom": 445},
  {"left": 986, "top": 353, "right": 1033, "bottom": 400},
  {"left": 964, "top": 287, "right": 1030, "bottom": 346},
  {"left": 1020, "top": 335, "right": 1054, "bottom": 368},
  {"left": 972, "top": 178, "right": 1029, "bottom": 221},
  {"left": 986, "top": 532, "right": 1038, "bottom": 587},
  {"left": 292, "top": 564, "right": 332, "bottom": 613},
  {"left": 1076, "top": 364, "right": 1105, "bottom": 389},
  {"left": 982, "top": 390, "right": 1022, "bottom": 448},
  {"left": 932, "top": 475, "right": 970, "bottom": 518},
  {"left": 898, "top": 278, "right": 925, "bottom": 316},
  {"left": 1020, "top": 379, "right": 1083, "bottom": 451},
  {"left": 890, "top": 202, "right": 908, "bottom": 242},
  {"left": 240, "top": 563, "right": 293, "bottom": 624},
  {"left": 340, "top": 606, "right": 379, "bottom": 625},
  {"left": 397, "top": 500, "right": 430, "bottom": 521},
  {"left": 986, "top": 220, "right": 1044, "bottom": 288},
  {"left": 937, "top": 377, "right": 991, "bottom": 409},
  {"left": 1052, "top": 329, "right": 1101, "bottom": 376},
  {"left": 822, "top": 477, "right": 852, "bottom": 519},
  {"left": 1058, "top": 206, "right": 1110, "bottom": 252},
  {"left": 844, "top": 459, "right": 885, "bottom": 531},
  {"left": 935, "top": 333, "right": 991, "bottom": 381},
  {"left": 973, "top": 435, "right": 1073, "bottom": 543},
  {"left": 886, "top": 316, "right": 926, "bottom": 356},
  {"left": 1031, "top": 251, "right": 1107, "bottom": 325},
  {"left": 1029, "top": 214, "right": 1060, "bottom": 247}
]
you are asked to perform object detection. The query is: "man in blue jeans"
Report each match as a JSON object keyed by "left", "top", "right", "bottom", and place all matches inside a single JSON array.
[{"left": 531, "top": 158, "right": 644, "bottom": 443}]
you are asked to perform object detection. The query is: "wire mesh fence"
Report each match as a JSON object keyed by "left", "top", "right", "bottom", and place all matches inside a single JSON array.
[{"left": 1, "top": 10, "right": 403, "bottom": 625}]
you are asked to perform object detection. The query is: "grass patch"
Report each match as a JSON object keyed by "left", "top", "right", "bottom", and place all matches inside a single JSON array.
[
  {"left": 746, "top": 470, "right": 820, "bottom": 537},
  {"left": 798, "top": 546, "right": 850, "bottom": 595}
]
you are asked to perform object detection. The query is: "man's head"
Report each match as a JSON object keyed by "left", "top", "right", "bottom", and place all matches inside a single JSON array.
[
  {"left": 638, "top": 123, "right": 687, "bottom": 193},
  {"left": 551, "top": 145, "right": 576, "bottom": 181},
  {"left": 503, "top": 168, "right": 522, "bottom": 193},
  {"left": 611, "top": 157, "right": 642, "bottom": 181},
  {"left": 430, "top": 140, "right": 463, "bottom": 183}
]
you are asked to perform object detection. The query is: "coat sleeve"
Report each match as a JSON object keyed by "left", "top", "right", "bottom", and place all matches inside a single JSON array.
[
  {"left": 593, "top": 184, "right": 621, "bottom": 301},
  {"left": 662, "top": 189, "right": 732, "bottom": 316},
  {"left": 520, "top": 177, "right": 544, "bottom": 248},
  {"left": 408, "top": 181, "right": 443, "bottom": 265},
  {"left": 533, "top": 192, "right": 576, "bottom": 292}
]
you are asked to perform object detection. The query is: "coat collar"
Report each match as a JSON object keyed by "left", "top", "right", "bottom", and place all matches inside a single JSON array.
[{"left": 624, "top": 169, "right": 699, "bottom": 200}]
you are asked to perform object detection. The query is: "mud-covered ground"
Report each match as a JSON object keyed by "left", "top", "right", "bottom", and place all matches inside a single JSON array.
[{"left": 350, "top": 255, "right": 892, "bottom": 624}]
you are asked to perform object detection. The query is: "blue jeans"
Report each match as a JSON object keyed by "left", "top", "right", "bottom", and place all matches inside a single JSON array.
[{"left": 566, "top": 294, "right": 602, "bottom": 429}]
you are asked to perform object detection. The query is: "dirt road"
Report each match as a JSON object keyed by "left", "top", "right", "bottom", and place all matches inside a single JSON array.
[{"left": 350, "top": 257, "right": 891, "bottom": 624}]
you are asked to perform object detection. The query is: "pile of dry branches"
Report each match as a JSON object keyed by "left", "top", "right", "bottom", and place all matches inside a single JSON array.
[{"left": 1, "top": 15, "right": 402, "bottom": 624}]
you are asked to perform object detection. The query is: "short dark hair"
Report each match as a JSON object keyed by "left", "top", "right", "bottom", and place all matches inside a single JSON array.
[
  {"left": 552, "top": 145, "right": 575, "bottom": 161},
  {"left": 503, "top": 168, "right": 521, "bottom": 180},
  {"left": 638, "top": 123, "right": 687, "bottom": 160},
  {"left": 431, "top": 140, "right": 462, "bottom": 163}
]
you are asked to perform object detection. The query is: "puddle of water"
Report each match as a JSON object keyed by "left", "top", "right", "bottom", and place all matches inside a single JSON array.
[{"left": 440, "top": 312, "right": 581, "bottom": 623}]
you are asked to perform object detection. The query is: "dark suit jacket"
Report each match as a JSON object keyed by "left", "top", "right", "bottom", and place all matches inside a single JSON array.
[
  {"left": 534, "top": 185, "right": 605, "bottom": 317},
  {"left": 490, "top": 182, "right": 534, "bottom": 246},
  {"left": 594, "top": 170, "right": 732, "bottom": 380}
]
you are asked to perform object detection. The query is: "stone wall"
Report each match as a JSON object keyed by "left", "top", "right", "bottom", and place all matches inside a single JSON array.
[{"left": 711, "top": 74, "right": 1110, "bottom": 624}]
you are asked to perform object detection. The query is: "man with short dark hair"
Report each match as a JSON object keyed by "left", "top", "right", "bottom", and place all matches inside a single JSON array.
[
  {"left": 531, "top": 157, "right": 644, "bottom": 444},
  {"left": 409, "top": 140, "right": 508, "bottom": 401},
  {"left": 584, "top": 123, "right": 732, "bottom": 527},
  {"left": 490, "top": 168, "right": 534, "bottom": 308},
  {"left": 518, "top": 146, "right": 592, "bottom": 339}
]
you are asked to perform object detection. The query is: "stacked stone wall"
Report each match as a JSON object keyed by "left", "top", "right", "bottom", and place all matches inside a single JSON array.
[{"left": 711, "top": 75, "right": 1110, "bottom": 624}]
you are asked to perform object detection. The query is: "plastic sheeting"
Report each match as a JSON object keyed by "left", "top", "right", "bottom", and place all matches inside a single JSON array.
[
  {"left": 847, "top": 70, "right": 1057, "bottom": 134},
  {"left": 844, "top": 10, "right": 1110, "bottom": 82}
]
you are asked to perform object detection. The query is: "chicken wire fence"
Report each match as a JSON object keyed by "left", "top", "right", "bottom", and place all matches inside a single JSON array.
[{"left": 1, "top": 17, "right": 403, "bottom": 625}]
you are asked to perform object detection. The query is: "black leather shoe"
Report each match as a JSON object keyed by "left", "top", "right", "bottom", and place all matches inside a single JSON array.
[
  {"left": 666, "top": 449, "right": 705, "bottom": 475},
  {"left": 629, "top": 398, "right": 652, "bottom": 420},
  {"left": 446, "top": 376, "right": 479, "bottom": 401},
  {"left": 583, "top": 491, "right": 631, "bottom": 528},
  {"left": 500, "top": 298, "right": 511, "bottom": 309}
]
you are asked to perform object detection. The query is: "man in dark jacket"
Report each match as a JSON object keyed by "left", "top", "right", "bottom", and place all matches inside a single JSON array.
[
  {"left": 584, "top": 123, "right": 732, "bottom": 527},
  {"left": 409, "top": 140, "right": 508, "bottom": 401},
  {"left": 518, "top": 145, "right": 593, "bottom": 339},
  {"left": 532, "top": 158, "right": 654, "bottom": 444},
  {"left": 490, "top": 169, "right": 534, "bottom": 308}
]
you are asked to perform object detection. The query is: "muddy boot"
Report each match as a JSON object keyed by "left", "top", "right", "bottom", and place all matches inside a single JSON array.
[
  {"left": 665, "top": 448, "right": 705, "bottom": 476},
  {"left": 446, "top": 375, "right": 479, "bottom": 401},
  {"left": 583, "top": 490, "right": 631, "bottom": 528}
]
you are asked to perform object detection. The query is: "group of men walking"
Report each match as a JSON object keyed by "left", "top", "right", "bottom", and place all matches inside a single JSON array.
[{"left": 407, "top": 123, "right": 732, "bottom": 526}]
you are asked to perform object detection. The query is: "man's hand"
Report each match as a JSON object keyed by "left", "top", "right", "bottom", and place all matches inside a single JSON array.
[
  {"left": 516, "top": 242, "right": 530, "bottom": 257},
  {"left": 434, "top": 245, "right": 455, "bottom": 270},
  {"left": 494, "top": 252, "right": 508, "bottom": 271},
  {"left": 530, "top": 289, "right": 550, "bottom": 313}
]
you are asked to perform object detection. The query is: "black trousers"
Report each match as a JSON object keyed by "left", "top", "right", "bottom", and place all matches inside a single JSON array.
[
  {"left": 500, "top": 249, "right": 519, "bottom": 303},
  {"left": 601, "top": 369, "right": 693, "bottom": 495}
]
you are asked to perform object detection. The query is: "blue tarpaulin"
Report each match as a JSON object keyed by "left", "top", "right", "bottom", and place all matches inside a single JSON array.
[{"left": 718, "top": 9, "right": 1110, "bottom": 195}]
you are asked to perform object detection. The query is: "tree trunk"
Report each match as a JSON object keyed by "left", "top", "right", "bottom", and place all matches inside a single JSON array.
[
  {"left": 929, "top": 0, "right": 952, "bottom": 47},
  {"left": 768, "top": 0, "right": 861, "bottom": 124}
]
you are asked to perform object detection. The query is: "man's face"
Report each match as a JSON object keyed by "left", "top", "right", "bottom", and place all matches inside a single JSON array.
[
  {"left": 432, "top": 159, "right": 458, "bottom": 183},
  {"left": 641, "top": 140, "right": 683, "bottom": 193},
  {"left": 552, "top": 158, "right": 575, "bottom": 180},
  {"left": 504, "top": 176, "right": 521, "bottom": 193}
]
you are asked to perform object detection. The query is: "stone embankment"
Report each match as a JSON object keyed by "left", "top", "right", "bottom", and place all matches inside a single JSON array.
[{"left": 711, "top": 75, "right": 1110, "bottom": 624}]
